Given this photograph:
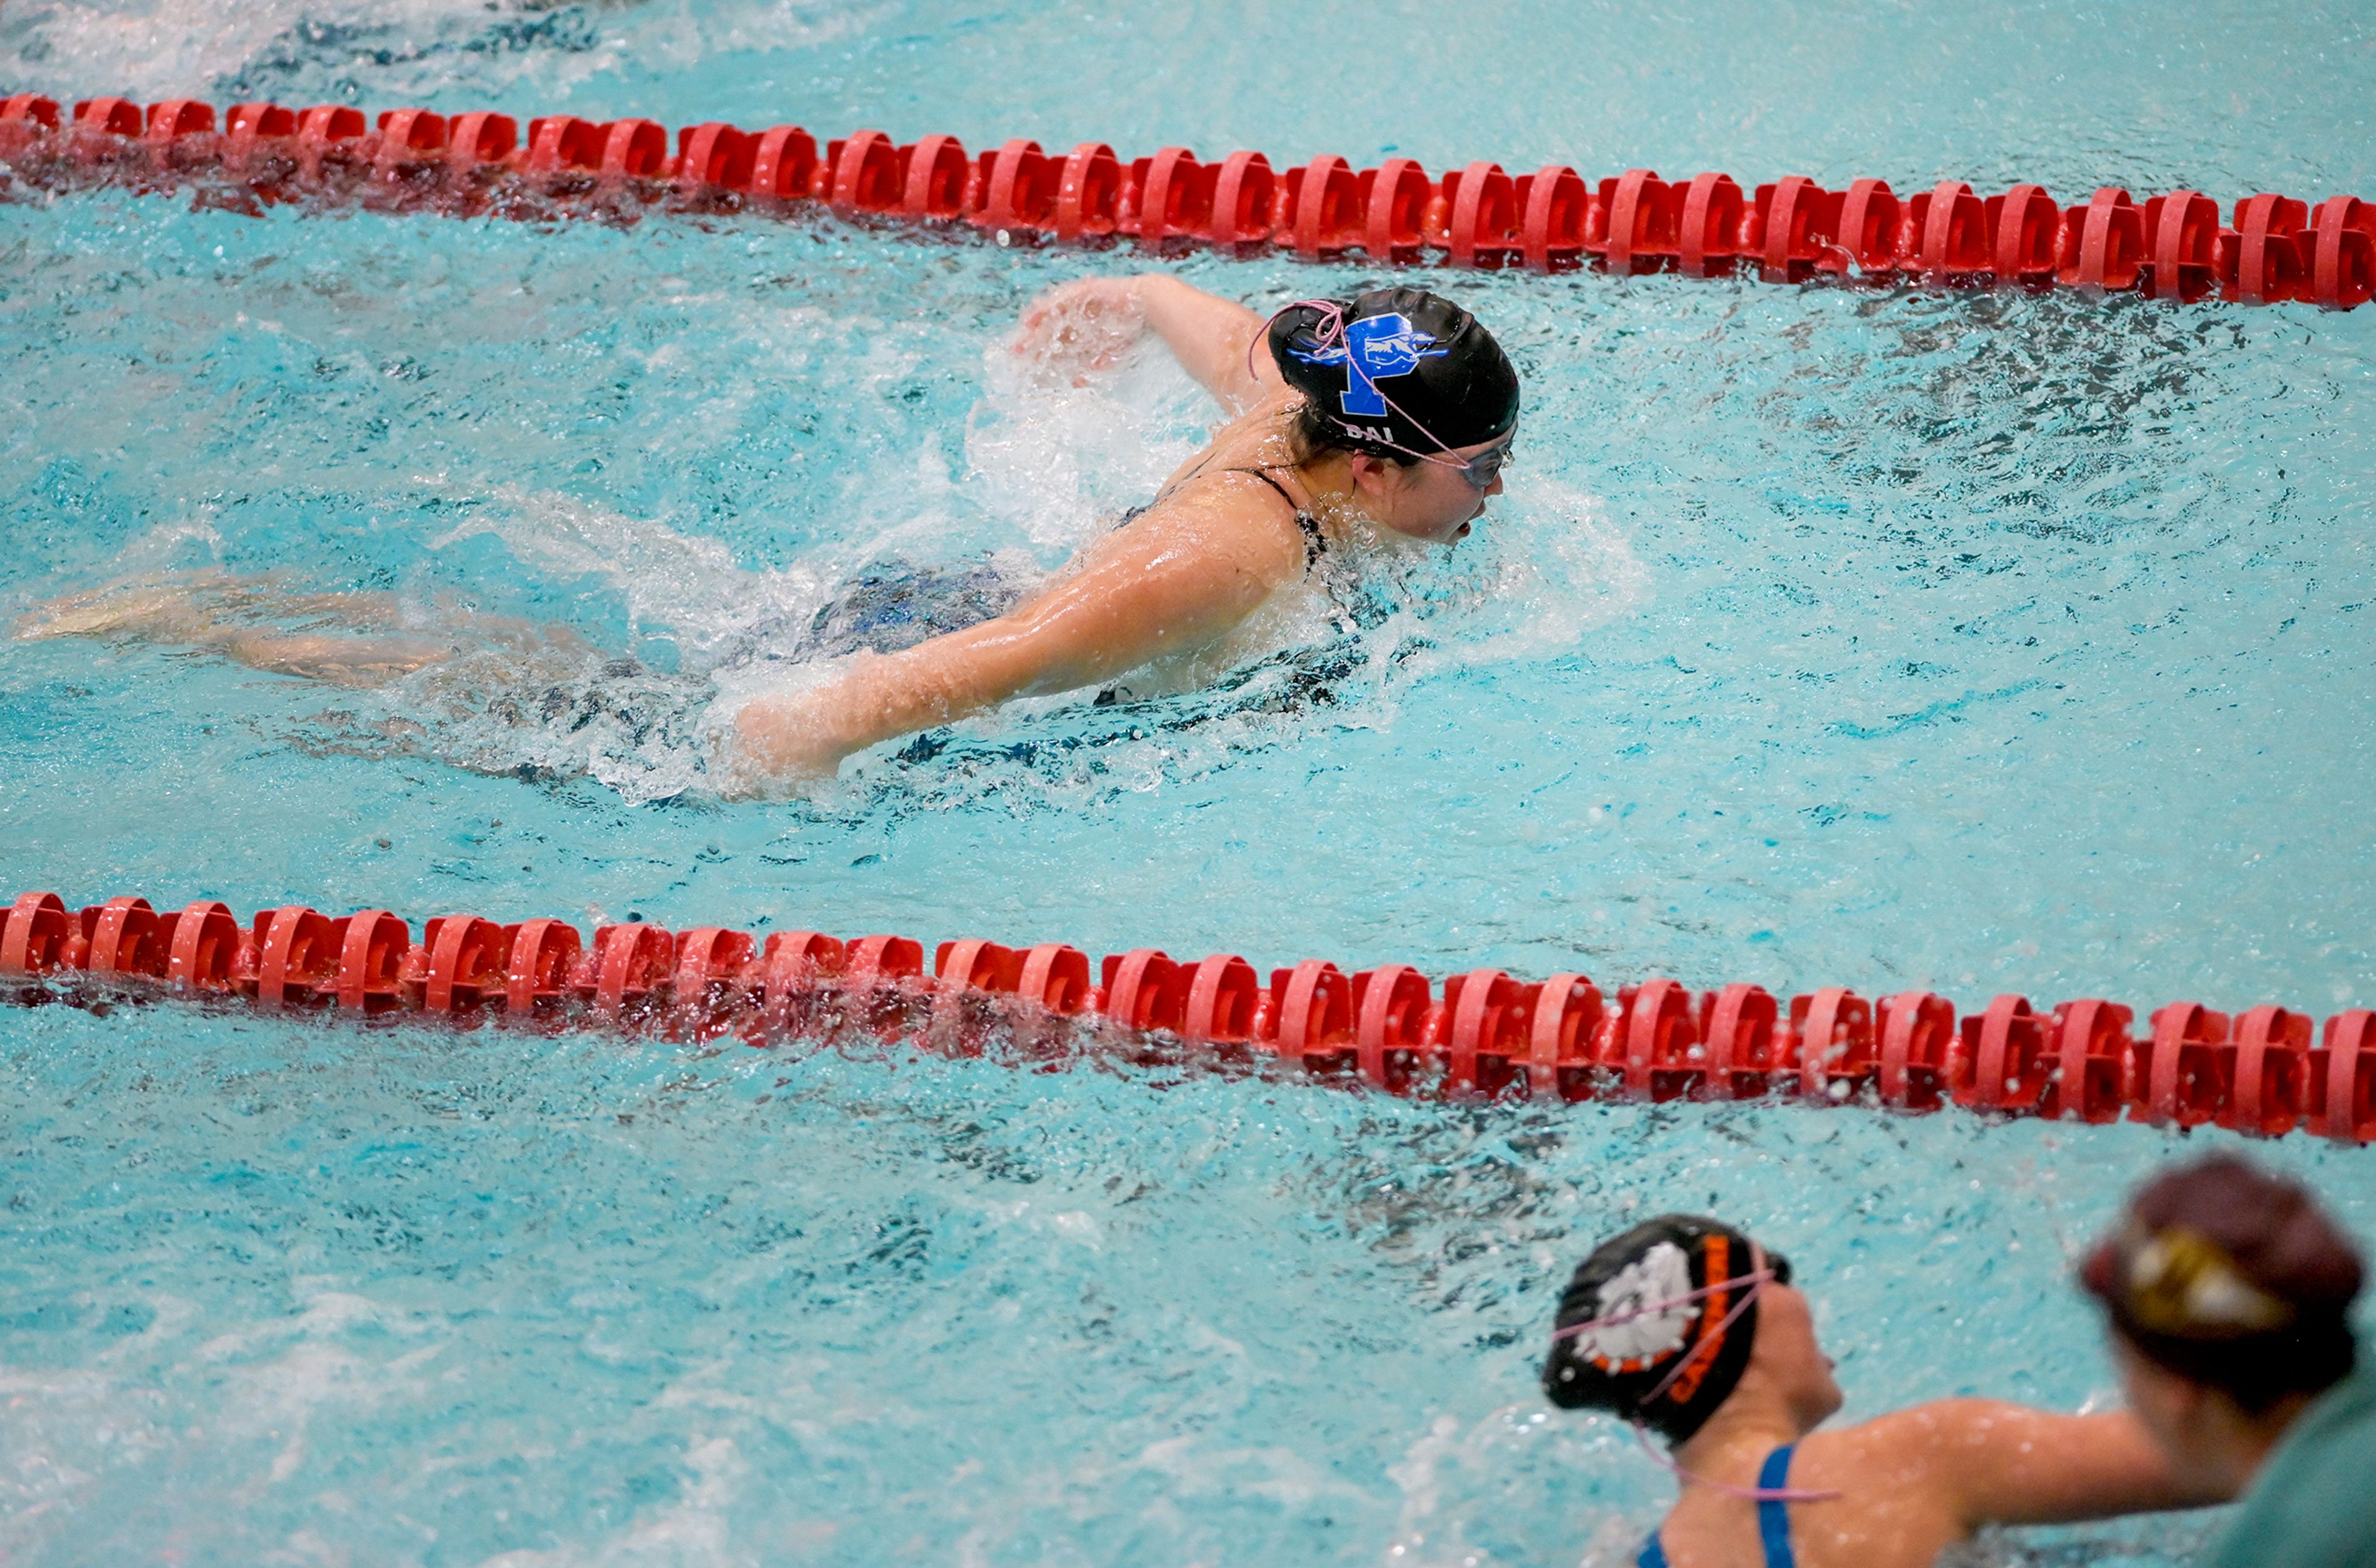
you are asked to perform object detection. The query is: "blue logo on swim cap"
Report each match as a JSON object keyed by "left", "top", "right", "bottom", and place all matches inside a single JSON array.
[{"left": 1289, "top": 312, "right": 1447, "bottom": 419}]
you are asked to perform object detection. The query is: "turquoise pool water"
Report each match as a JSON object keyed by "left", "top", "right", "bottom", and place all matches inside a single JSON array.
[{"left": 4, "top": 0, "right": 2375, "bottom": 1562}]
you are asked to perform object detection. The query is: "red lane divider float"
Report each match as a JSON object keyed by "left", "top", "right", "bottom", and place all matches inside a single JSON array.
[
  {"left": 3, "top": 889, "right": 2370, "bottom": 1142},
  {"left": 2, "top": 91, "right": 2372, "bottom": 308}
]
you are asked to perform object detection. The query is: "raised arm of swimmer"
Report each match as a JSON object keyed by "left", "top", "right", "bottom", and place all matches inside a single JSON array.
[
  {"left": 726, "top": 276, "right": 1522, "bottom": 788},
  {"left": 1011, "top": 273, "right": 1282, "bottom": 409}
]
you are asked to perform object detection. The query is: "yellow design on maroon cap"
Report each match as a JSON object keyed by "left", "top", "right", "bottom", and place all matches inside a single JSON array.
[{"left": 2123, "top": 1225, "right": 2293, "bottom": 1336}]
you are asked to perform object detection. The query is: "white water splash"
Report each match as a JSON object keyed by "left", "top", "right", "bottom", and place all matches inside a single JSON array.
[
  {"left": 0, "top": 0, "right": 889, "bottom": 107},
  {"left": 1461, "top": 478, "right": 1652, "bottom": 663},
  {"left": 423, "top": 479, "right": 822, "bottom": 671},
  {"left": 0, "top": 0, "right": 507, "bottom": 99},
  {"left": 970, "top": 331, "right": 1212, "bottom": 554}
]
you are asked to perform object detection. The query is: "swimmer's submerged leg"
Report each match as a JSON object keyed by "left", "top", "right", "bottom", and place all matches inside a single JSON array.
[
  {"left": 11, "top": 572, "right": 580, "bottom": 687},
  {"left": 204, "top": 630, "right": 457, "bottom": 685},
  {"left": 13, "top": 571, "right": 238, "bottom": 643}
]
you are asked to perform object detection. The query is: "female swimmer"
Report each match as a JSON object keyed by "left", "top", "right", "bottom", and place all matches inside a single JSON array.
[
  {"left": 14, "top": 275, "right": 1520, "bottom": 792},
  {"left": 1541, "top": 1216, "right": 2228, "bottom": 1568},
  {"left": 725, "top": 275, "right": 1520, "bottom": 785}
]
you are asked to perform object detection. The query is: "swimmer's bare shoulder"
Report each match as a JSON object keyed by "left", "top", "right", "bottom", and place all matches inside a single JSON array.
[{"left": 1774, "top": 1402, "right": 2222, "bottom": 1567}]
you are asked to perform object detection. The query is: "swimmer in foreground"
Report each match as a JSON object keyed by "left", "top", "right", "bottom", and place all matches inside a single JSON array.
[
  {"left": 14, "top": 277, "right": 1519, "bottom": 793},
  {"left": 2080, "top": 1154, "right": 2373, "bottom": 1568},
  {"left": 1542, "top": 1216, "right": 2224, "bottom": 1568},
  {"left": 722, "top": 276, "right": 1520, "bottom": 786}
]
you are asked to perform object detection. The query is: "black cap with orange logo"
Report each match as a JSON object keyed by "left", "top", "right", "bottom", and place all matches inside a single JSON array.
[{"left": 1541, "top": 1215, "right": 1784, "bottom": 1444}]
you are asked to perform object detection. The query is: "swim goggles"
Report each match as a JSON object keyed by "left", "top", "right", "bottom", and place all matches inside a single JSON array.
[{"left": 1456, "top": 430, "right": 1517, "bottom": 491}]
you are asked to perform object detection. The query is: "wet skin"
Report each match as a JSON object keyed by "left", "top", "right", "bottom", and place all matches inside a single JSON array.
[{"left": 1626, "top": 1281, "right": 2228, "bottom": 1568}]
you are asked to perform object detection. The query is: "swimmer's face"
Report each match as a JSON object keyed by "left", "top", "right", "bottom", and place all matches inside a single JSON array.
[
  {"left": 1757, "top": 1283, "right": 1846, "bottom": 1429},
  {"left": 1349, "top": 431, "right": 1512, "bottom": 545}
]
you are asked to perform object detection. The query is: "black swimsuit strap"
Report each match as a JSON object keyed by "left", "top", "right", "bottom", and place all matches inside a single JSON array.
[
  {"left": 1226, "top": 467, "right": 1327, "bottom": 571},
  {"left": 1119, "top": 463, "right": 1327, "bottom": 573}
]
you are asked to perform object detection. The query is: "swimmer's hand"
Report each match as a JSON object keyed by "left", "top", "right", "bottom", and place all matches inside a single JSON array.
[
  {"left": 721, "top": 691, "right": 857, "bottom": 795},
  {"left": 1010, "top": 277, "right": 1148, "bottom": 382},
  {"left": 1015, "top": 275, "right": 1276, "bottom": 413}
]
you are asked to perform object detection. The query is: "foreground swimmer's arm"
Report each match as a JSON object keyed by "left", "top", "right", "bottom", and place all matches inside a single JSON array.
[
  {"left": 725, "top": 483, "right": 1306, "bottom": 786},
  {"left": 1817, "top": 1400, "right": 2229, "bottom": 1534},
  {"left": 1012, "top": 274, "right": 1283, "bottom": 411}
]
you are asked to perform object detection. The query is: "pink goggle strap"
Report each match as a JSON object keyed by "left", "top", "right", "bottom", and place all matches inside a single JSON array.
[
  {"left": 1551, "top": 1248, "right": 1843, "bottom": 1505},
  {"left": 1547, "top": 1270, "right": 1758, "bottom": 1343}
]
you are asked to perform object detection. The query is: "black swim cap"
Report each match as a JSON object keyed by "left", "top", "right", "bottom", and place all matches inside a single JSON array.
[
  {"left": 1541, "top": 1215, "right": 1778, "bottom": 1445},
  {"left": 1267, "top": 287, "right": 1520, "bottom": 458}
]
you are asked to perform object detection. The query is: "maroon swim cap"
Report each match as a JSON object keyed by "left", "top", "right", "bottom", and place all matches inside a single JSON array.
[{"left": 2081, "top": 1154, "right": 2363, "bottom": 1407}]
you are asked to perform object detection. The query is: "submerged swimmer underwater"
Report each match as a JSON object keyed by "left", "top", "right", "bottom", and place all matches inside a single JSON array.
[{"left": 14, "top": 275, "right": 1525, "bottom": 798}]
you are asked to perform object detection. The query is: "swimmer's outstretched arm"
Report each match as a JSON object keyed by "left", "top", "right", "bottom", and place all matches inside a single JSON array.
[
  {"left": 725, "top": 488, "right": 1303, "bottom": 787},
  {"left": 1808, "top": 1401, "right": 2228, "bottom": 1544},
  {"left": 1012, "top": 274, "right": 1287, "bottom": 413}
]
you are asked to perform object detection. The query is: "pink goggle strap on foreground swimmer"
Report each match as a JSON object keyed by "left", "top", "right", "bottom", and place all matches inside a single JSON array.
[
  {"left": 1551, "top": 1251, "right": 1843, "bottom": 1505},
  {"left": 1249, "top": 298, "right": 1513, "bottom": 485}
]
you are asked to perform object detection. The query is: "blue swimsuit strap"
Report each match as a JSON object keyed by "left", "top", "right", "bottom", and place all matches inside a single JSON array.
[
  {"left": 1635, "top": 1445, "right": 1799, "bottom": 1568},
  {"left": 1755, "top": 1445, "right": 1799, "bottom": 1568}
]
